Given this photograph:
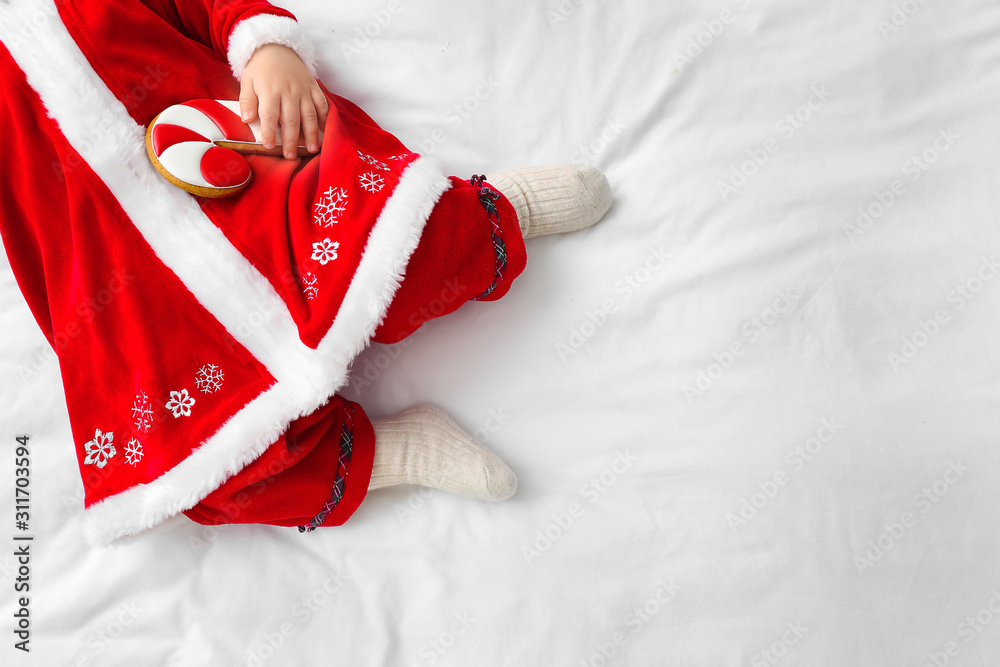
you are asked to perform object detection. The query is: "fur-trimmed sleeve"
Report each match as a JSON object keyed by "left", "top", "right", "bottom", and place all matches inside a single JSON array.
[{"left": 139, "top": 0, "right": 317, "bottom": 80}]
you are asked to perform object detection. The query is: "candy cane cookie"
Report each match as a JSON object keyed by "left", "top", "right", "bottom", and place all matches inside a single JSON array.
[{"left": 145, "top": 99, "right": 318, "bottom": 198}]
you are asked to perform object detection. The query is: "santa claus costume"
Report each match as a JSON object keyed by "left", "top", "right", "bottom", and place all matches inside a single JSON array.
[{"left": 0, "top": 0, "right": 610, "bottom": 546}]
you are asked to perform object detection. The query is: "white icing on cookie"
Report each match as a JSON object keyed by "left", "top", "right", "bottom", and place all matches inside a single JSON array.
[
  {"left": 156, "top": 142, "right": 229, "bottom": 190},
  {"left": 156, "top": 105, "right": 225, "bottom": 144}
]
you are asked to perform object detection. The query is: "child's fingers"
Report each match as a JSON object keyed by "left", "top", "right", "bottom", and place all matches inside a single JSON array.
[
  {"left": 280, "top": 99, "right": 301, "bottom": 159},
  {"left": 238, "top": 80, "right": 259, "bottom": 123},
  {"left": 312, "top": 87, "right": 330, "bottom": 129},
  {"left": 299, "top": 99, "right": 320, "bottom": 153},
  {"left": 257, "top": 92, "right": 280, "bottom": 150}
]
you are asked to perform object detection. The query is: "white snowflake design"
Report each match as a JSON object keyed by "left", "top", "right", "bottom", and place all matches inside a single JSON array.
[
  {"left": 83, "top": 429, "right": 116, "bottom": 469},
  {"left": 124, "top": 438, "right": 144, "bottom": 467},
  {"left": 358, "top": 171, "right": 385, "bottom": 194},
  {"left": 313, "top": 186, "right": 349, "bottom": 228},
  {"left": 387, "top": 153, "right": 411, "bottom": 162},
  {"left": 195, "top": 363, "right": 225, "bottom": 394},
  {"left": 131, "top": 391, "right": 153, "bottom": 434},
  {"left": 165, "top": 388, "right": 196, "bottom": 418},
  {"left": 357, "top": 150, "right": 389, "bottom": 171},
  {"left": 311, "top": 238, "right": 340, "bottom": 265},
  {"left": 302, "top": 272, "right": 319, "bottom": 301}
]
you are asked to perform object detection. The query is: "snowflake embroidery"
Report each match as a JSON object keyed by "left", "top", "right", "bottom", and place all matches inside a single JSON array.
[
  {"left": 131, "top": 391, "right": 153, "bottom": 434},
  {"left": 387, "top": 153, "right": 410, "bottom": 161},
  {"left": 83, "top": 429, "right": 116, "bottom": 469},
  {"left": 302, "top": 272, "right": 319, "bottom": 300},
  {"left": 195, "top": 364, "right": 225, "bottom": 394},
  {"left": 165, "top": 388, "right": 195, "bottom": 418},
  {"left": 357, "top": 150, "right": 389, "bottom": 171},
  {"left": 124, "top": 438, "right": 144, "bottom": 467},
  {"left": 311, "top": 238, "right": 340, "bottom": 265},
  {"left": 314, "top": 187, "right": 349, "bottom": 228},
  {"left": 359, "top": 171, "right": 385, "bottom": 194}
]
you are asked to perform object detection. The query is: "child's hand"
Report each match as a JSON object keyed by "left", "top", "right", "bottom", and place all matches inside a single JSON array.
[{"left": 239, "top": 44, "right": 329, "bottom": 159}]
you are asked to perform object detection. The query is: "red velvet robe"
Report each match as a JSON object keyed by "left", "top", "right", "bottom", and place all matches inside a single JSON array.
[{"left": 0, "top": 0, "right": 525, "bottom": 545}]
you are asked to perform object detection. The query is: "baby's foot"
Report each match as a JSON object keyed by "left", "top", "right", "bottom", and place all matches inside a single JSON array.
[
  {"left": 368, "top": 405, "right": 517, "bottom": 501},
  {"left": 485, "top": 165, "right": 612, "bottom": 238}
]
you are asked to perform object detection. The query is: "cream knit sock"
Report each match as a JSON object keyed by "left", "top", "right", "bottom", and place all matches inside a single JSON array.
[
  {"left": 485, "top": 165, "right": 612, "bottom": 239},
  {"left": 368, "top": 405, "right": 517, "bottom": 501}
]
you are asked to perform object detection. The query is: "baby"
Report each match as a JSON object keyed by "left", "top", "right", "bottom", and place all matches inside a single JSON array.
[{"left": 0, "top": 0, "right": 611, "bottom": 543}]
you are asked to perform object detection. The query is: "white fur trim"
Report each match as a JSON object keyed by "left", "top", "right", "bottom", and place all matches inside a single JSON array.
[
  {"left": 0, "top": 1, "right": 448, "bottom": 546},
  {"left": 81, "top": 159, "right": 447, "bottom": 546},
  {"left": 318, "top": 163, "right": 449, "bottom": 361},
  {"left": 227, "top": 13, "right": 318, "bottom": 81}
]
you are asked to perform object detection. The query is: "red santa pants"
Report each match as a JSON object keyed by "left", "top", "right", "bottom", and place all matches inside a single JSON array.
[{"left": 182, "top": 176, "right": 526, "bottom": 530}]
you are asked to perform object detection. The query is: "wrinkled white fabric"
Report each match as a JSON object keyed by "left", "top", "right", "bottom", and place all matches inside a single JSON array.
[{"left": 2, "top": 0, "right": 999, "bottom": 664}]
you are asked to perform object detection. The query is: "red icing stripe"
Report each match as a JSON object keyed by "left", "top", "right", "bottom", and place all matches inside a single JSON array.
[
  {"left": 151, "top": 123, "right": 210, "bottom": 155},
  {"left": 184, "top": 99, "right": 256, "bottom": 142},
  {"left": 201, "top": 146, "right": 251, "bottom": 188}
]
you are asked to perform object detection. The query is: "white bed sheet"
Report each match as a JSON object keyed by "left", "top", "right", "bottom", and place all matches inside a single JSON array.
[{"left": 3, "top": 0, "right": 1000, "bottom": 665}]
